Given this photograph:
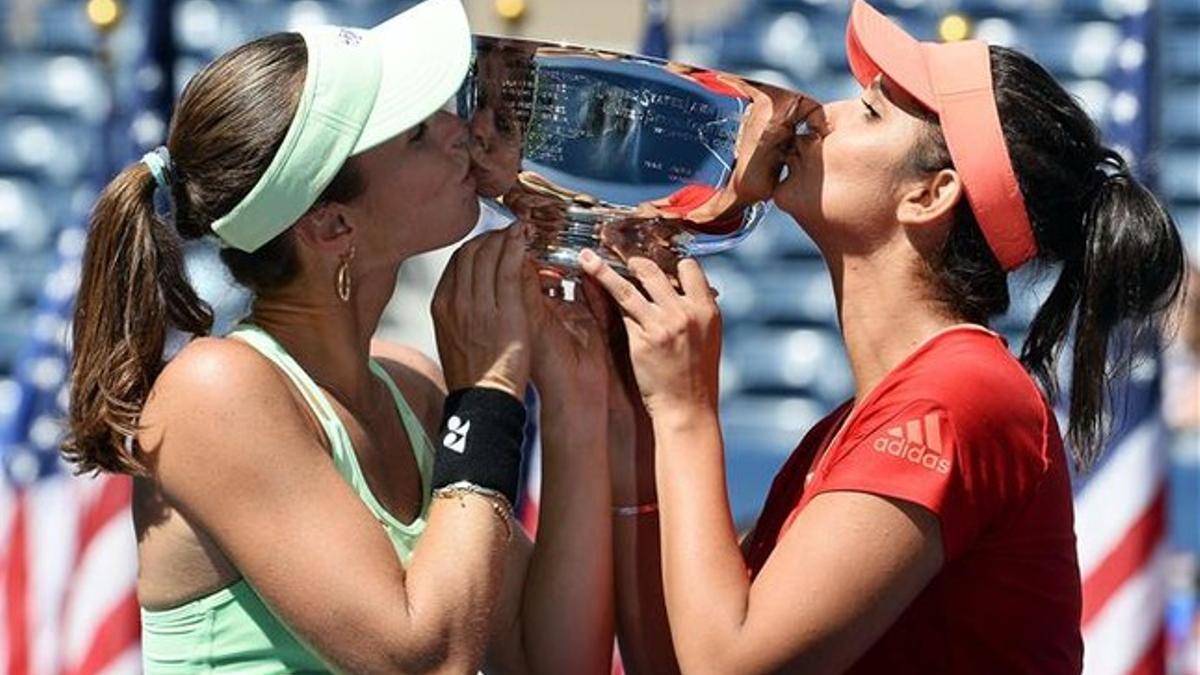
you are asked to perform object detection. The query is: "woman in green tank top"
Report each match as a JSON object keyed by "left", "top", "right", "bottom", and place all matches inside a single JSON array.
[{"left": 63, "top": 1, "right": 616, "bottom": 672}]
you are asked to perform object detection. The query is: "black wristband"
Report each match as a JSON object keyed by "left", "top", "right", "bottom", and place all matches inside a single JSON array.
[{"left": 431, "top": 387, "right": 526, "bottom": 507}]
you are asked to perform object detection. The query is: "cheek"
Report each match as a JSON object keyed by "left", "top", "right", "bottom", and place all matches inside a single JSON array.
[{"left": 820, "top": 139, "right": 902, "bottom": 217}]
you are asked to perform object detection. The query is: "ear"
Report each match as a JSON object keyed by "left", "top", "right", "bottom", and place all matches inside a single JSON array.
[
  {"left": 896, "top": 168, "right": 963, "bottom": 229},
  {"left": 293, "top": 203, "right": 355, "bottom": 256}
]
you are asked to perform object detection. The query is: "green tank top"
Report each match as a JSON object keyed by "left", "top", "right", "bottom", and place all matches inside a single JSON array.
[{"left": 140, "top": 325, "right": 435, "bottom": 673}]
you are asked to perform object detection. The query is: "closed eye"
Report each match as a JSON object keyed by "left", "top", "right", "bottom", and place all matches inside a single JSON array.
[
  {"left": 861, "top": 99, "right": 880, "bottom": 119},
  {"left": 410, "top": 122, "right": 427, "bottom": 142}
]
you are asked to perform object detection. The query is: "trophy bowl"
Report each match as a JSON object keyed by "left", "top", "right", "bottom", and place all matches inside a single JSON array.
[{"left": 458, "top": 36, "right": 820, "bottom": 295}]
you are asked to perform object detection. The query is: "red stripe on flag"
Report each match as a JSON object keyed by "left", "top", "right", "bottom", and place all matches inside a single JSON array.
[
  {"left": 76, "top": 476, "right": 131, "bottom": 553},
  {"left": 519, "top": 498, "right": 539, "bottom": 537},
  {"left": 1080, "top": 486, "right": 1166, "bottom": 627},
  {"left": 64, "top": 590, "right": 139, "bottom": 675},
  {"left": 4, "top": 492, "right": 29, "bottom": 675},
  {"left": 1127, "top": 624, "right": 1166, "bottom": 675}
]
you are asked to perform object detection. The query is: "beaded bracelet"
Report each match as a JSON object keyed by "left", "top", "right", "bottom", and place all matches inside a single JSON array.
[{"left": 432, "top": 481, "right": 515, "bottom": 542}]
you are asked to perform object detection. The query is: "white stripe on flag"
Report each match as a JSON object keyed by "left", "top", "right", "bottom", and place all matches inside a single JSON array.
[
  {"left": 29, "top": 476, "right": 78, "bottom": 675},
  {"left": 1073, "top": 418, "right": 1166, "bottom": 578},
  {"left": 1080, "top": 543, "right": 1168, "bottom": 675},
  {"left": 60, "top": 506, "right": 138, "bottom": 669}
]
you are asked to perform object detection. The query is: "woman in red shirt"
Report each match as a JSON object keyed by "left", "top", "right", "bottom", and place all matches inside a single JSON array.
[{"left": 580, "top": 1, "right": 1186, "bottom": 673}]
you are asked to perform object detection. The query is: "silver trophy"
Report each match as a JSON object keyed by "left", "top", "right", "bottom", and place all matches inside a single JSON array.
[{"left": 458, "top": 36, "right": 819, "bottom": 293}]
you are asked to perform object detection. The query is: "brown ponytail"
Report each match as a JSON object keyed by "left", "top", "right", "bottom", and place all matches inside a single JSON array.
[
  {"left": 65, "top": 32, "right": 369, "bottom": 474},
  {"left": 64, "top": 162, "right": 212, "bottom": 475},
  {"left": 64, "top": 33, "right": 313, "bottom": 474}
]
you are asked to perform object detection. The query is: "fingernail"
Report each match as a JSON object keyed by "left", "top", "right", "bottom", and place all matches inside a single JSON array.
[{"left": 579, "top": 248, "right": 597, "bottom": 265}]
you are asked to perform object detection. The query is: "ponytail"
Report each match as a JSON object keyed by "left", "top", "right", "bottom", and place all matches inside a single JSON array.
[
  {"left": 922, "top": 47, "right": 1187, "bottom": 468},
  {"left": 1021, "top": 150, "right": 1185, "bottom": 466},
  {"left": 63, "top": 161, "right": 212, "bottom": 475}
]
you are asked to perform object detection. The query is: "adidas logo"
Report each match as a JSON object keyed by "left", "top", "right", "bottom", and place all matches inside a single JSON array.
[
  {"left": 872, "top": 412, "right": 950, "bottom": 475},
  {"left": 443, "top": 415, "right": 470, "bottom": 454}
]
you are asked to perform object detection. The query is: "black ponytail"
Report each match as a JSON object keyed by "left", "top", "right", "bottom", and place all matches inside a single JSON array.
[
  {"left": 920, "top": 47, "right": 1186, "bottom": 467},
  {"left": 1025, "top": 149, "right": 1184, "bottom": 465}
]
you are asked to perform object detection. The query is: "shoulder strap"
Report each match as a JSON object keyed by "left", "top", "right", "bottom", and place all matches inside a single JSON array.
[
  {"left": 226, "top": 325, "right": 371, "bottom": 499},
  {"left": 367, "top": 359, "right": 435, "bottom": 505}
]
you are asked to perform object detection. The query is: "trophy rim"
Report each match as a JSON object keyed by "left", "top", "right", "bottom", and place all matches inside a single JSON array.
[{"left": 469, "top": 33, "right": 794, "bottom": 96}]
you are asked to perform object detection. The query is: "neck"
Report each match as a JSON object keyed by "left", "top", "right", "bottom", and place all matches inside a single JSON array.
[
  {"left": 826, "top": 249, "right": 965, "bottom": 403},
  {"left": 248, "top": 264, "right": 401, "bottom": 410}
]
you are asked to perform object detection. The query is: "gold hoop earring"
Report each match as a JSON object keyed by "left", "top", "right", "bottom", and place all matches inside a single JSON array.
[{"left": 336, "top": 246, "right": 355, "bottom": 303}]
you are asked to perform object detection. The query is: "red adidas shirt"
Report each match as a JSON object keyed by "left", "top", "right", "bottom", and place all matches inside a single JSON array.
[{"left": 743, "top": 326, "right": 1083, "bottom": 674}]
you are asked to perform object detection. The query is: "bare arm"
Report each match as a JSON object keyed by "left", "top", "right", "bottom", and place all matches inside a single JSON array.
[
  {"left": 485, "top": 268, "right": 616, "bottom": 674},
  {"left": 142, "top": 339, "right": 510, "bottom": 674},
  {"left": 582, "top": 253, "right": 944, "bottom": 674},
  {"left": 492, "top": 388, "right": 614, "bottom": 675},
  {"left": 653, "top": 408, "right": 942, "bottom": 674},
  {"left": 610, "top": 372, "right": 680, "bottom": 675}
]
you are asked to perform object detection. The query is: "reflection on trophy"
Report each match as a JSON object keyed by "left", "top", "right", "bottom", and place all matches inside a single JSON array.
[{"left": 458, "top": 36, "right": 820, "bottom": 294}]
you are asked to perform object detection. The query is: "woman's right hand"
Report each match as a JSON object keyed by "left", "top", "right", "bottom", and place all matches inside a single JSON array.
[{"left": 432, "top": 225, "right": 530, "bottom": 399}]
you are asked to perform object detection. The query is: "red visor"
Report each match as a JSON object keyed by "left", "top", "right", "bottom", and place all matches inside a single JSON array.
[{"left": 846, "top": 0, "right": 1036, "bottom": 271}]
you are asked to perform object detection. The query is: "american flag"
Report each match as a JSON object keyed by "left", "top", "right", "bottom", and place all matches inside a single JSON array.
[
  {"left": 0, "top": 233, "right": 139, "bottom": 675},
  {"left": 0, "top": 0, "right": 176, "bottom": 670},
  {"left": 1072, "top": 2, "right": 1171, "bottom": 674}
]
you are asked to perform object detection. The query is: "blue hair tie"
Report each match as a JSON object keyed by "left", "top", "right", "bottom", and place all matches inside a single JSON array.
[
  {"left": 141, "top": 146, "right": 173, "bottom": 191},
  {"left": 141, "top": 146, "right": 175, "bottom": 219}
]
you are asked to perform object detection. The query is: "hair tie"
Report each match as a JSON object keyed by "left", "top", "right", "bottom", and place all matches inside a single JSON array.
[
  {"left": 141, "top": 146, "right": 176, "bottom": 220},
  {"left": 141, "top": 146, "right": 173, "bottom": 191}
]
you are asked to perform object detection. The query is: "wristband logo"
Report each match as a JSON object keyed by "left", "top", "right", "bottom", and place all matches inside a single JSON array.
[
  {"left": 871, "top": 412, "right": 951, "bottom": 475},
  {"left": 443, "top": 415, "right": 470, "bottom": 454}
]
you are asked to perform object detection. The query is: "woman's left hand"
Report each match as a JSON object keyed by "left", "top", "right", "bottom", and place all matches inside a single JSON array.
[
  {"left": 522, "top": 265, "right": 612, "bottom": 410},
  {"left": 578, "top": 250, "right": 722, "bottom": 422}
]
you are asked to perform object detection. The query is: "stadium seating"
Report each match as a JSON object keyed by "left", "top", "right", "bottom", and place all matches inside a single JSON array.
[{"left": 0, "top": 0, "right": 1195, "bottom": 530}]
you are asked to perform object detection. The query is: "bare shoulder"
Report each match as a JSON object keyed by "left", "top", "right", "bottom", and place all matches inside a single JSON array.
[
  {"left": 139, "top": 337, "right": 316, "bottom": 471},
  {"left": 369, "top": 340, "right": 446, "bottom": 431}
]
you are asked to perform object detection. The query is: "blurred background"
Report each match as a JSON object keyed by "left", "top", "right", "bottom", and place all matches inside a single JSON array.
[{"left": 0, "top": 0, "right": 1196, "bottom": 673}]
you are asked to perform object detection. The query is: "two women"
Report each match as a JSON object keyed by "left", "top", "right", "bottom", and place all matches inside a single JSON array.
[
  {"left": 66, "top": 0, "right": 612, "bottom": 671},
  {"left": 586, "top": 2, "right": 1185, "bottom": 673}
]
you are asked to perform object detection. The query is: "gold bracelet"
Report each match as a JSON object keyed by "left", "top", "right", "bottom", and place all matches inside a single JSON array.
[
  {"left": 612, "top": 502, "right": 659, "bottom": 517},
  {"left": 433, "top": 482, "right": 514, "bottom": 542}
]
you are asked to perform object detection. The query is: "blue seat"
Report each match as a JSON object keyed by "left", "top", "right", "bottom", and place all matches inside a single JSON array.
[
  {"left": 0, "top": 55, "right": 109, "bottom": 123},
  {"left": 173, "top": 0, "right": 415, "bottom": 58},
  {"left": 0, "top": 1, "right": 99, "bottom": 53},
  {"left": 1164, "top": 87, "right": 1200, "bottom": 141},
  {"left": 0, "top": 314, "right": 34, "bottom": 376},
  {"left": 730, "top": 204, "right": 822, "bottom": 262},
  {"left": 0, "top": 178, "right": 53, "bottom": 254},
  {"left": 1164, "top": 0, "right": 1200, "bottom": 21},
  {"left": 709, "top": 256, "right": 838, "bottom": 327},
  {"left": 1171, "top": 206, "right": 1200, "bottom": 259},
  {"left": 0, "top": 117, "right": 98, "bottom": 185},
  {"left": 724, "top": 325, "right": 853, "bottom": 402},
  {"left": 746, "top": 260, "right": 839, "bottom": 326},
  {"left": 1162, "top": 151, "right": 1200, "bottom": 202},
  {"left": 721, "top": 392, "right": 829, "bottom": 524},
  {"left": 1165, "top": 29, "right": 1200, "bottom": 78}
]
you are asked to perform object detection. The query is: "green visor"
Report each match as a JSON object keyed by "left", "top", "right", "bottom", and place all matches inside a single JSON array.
[{"left": 210, "top": 0, "right": 472, "bottom": 253}]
